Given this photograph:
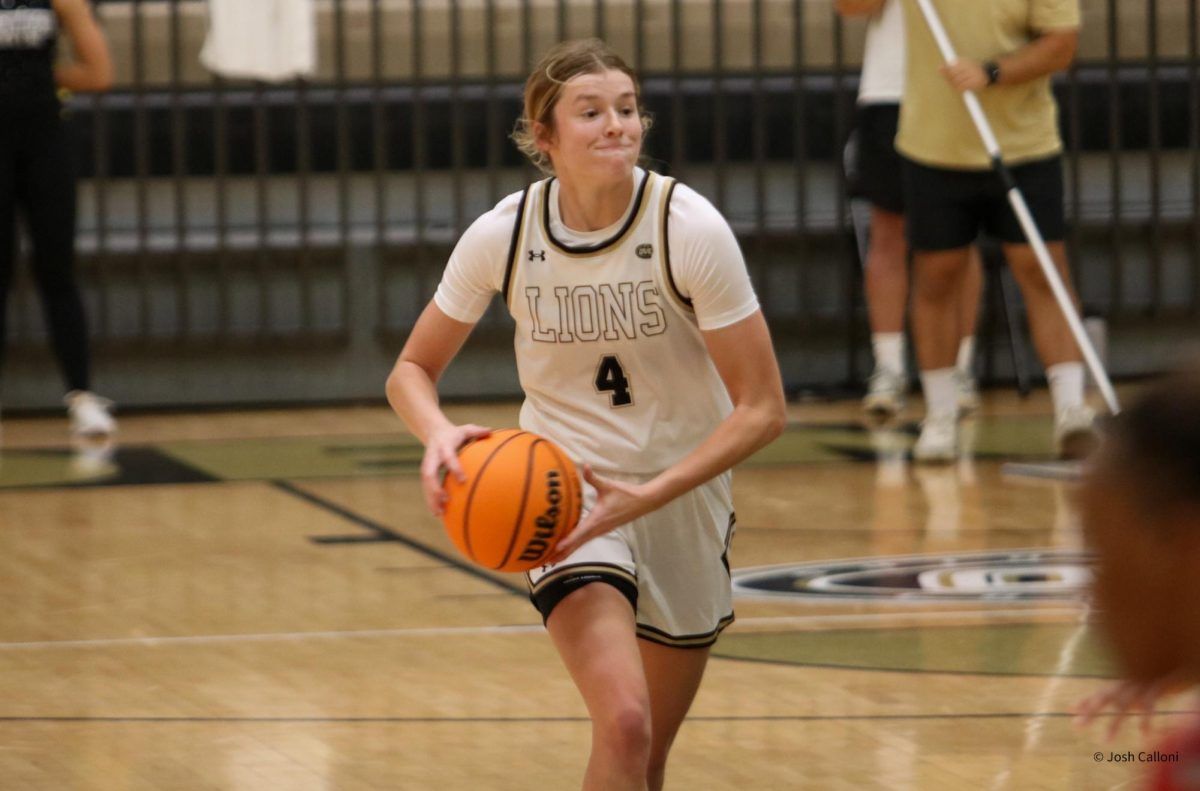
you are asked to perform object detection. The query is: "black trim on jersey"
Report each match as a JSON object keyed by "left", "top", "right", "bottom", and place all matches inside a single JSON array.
[
  {"left": 541, "top": 171, "right": 652, "bottom": 256},
  {"left": 660, "top": 178, "right": 693, "bottom": 309},
  {"left": 635, "top": 613, "right": 736, "bottom": 649},
  {"left": 721, "top": 511, "right": 736, "bottom": 576},
  {"left": 528, "top": 565, "right": 639, "bottom": 624},
  {"left": 501, "top": 186, "right": 531, "bottom": 308}
]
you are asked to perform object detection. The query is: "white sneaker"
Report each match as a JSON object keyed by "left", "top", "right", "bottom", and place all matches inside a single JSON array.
[
  {"left": 955, "top": 370, "right": 981, "bottom": 415},
  {"left": 1054, "top": 404, "right": 1097, "bottom": 460},
  {"left": 863, "top": 367, "right": 907, "bottom": 418},
  {"left": 913, "top": 413, "right": 958, "bottom": 463},
  {"left": 64, "top": 391, "right": 117, "bottom": 437}
]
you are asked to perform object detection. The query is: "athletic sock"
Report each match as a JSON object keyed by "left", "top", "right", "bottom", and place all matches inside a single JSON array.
[
  {"left": 872, "top": 333, "right": 905, "bottom": 377},
  {"left": 956, "top": 335, "right": 976, "bottom": 376},
  {"left": 920, "top": 367, "right": 958, "bottom": 420},
  {"left": 1047, "top": 362, "right": 1085, "bottom": 417}
]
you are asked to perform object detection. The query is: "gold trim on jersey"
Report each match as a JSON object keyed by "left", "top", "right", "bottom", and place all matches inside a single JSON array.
[
  {"left": 657, "top": 177, "right": 695, "bottom": 314},
  {"left": 538, "top": 171, "right": 656, "bottom": 258},
  {"left": 502, "top": 186, "right": 532, "bottom": 310},
  {"left": 635, "top": 612, "right": 736, "bottom": 648}
]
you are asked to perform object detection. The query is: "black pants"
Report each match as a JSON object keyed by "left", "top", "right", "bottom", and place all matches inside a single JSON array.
[{"left": 0, "top": 105, "right": 91, "bottom": 394}]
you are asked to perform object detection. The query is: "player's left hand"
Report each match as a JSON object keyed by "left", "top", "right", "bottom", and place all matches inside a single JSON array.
[
  {"left": 1072, "top": 679, "right": 1177, "bottom": 741},
  {"left": 939, "top": 58, "right": 988, "bottom": 93},
  {"left": 544, "top": 465, "right": 661, "bottom": 564}
]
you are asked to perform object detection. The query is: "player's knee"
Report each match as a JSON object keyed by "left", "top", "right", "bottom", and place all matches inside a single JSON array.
[
  {"left": 595, "top": 698, "right": 652, "bottom": 767},
  {"left": 914, "top": 263, "right": 961, "bottom": 302}
]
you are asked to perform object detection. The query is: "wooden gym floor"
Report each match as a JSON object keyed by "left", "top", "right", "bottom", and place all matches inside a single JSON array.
[{"left": 0, "top": 387, "right": 1184, "bottom": 789}]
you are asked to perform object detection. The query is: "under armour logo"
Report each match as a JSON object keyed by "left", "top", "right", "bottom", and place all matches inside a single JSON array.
[
  {"left": 636, "top": 244, "right": 653, "bottom": 259},
  {"left": 528, "top": 250, "right": 546, "bottom": 261}
]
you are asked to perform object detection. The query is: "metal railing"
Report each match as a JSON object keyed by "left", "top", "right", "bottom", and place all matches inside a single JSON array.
[{"left": 10, "top": 0, "right": 1198, "bottom": 386}]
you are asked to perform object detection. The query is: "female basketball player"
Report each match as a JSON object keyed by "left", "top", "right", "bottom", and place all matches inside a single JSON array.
[
  {"left": 387, "top": 39, "right": 786, "bottom": 791},
  {"left": 0, "top": 0, "right": 115, "bottom": 436}
]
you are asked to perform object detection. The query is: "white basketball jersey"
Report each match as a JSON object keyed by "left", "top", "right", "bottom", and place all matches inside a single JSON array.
[
  {"left": 859, "top": 0, "right": 905, "bottom": 105},
  {"left": 503, "top": 171, "right": 734, "bottom": 474}
]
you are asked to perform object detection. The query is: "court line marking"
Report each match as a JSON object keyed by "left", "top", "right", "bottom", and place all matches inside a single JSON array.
[
  {"left": 272, "top": 480, "right": 525, "bottom": 597},
  {"left": 0, "top": 607, "right": 1085, "bottom": 651},
  {"left": 2, "top": 710, "right": 1196, "bottom": 725}
]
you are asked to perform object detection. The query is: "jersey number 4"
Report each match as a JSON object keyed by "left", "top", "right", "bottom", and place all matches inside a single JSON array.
[{"left": 595, "top": 355, "right": 632, "bottom": 407}]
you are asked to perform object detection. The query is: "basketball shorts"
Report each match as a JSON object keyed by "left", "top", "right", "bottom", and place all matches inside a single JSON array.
[
  {"left": 845, "top": 103, "right": 905, "bottom": 214},
  {"left": 526, "top": 470, "right": 736, "bottom": 649},
  {"left": 902, "top": 154, "right": 1066, "bottom": 252}
]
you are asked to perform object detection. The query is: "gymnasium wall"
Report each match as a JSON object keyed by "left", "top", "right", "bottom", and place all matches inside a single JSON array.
[{"left": 5, "top": 0, "right": 1197, "bottom": 408}]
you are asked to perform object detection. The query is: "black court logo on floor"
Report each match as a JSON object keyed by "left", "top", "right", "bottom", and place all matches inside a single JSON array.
[{"left": 731, "top": 549, "right": 1093, "bottom": 602}]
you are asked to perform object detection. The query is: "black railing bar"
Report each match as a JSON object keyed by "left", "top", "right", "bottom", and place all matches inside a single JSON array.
[
  {"left": 484, "top": 0, "right": 501, "bottom": 204},
  {"left": 450, "top": 0, "right": 466, "bottom": 236},
  {"left": 371, "top": 0, "right": 387, "bottom": 245},
  {"left": 751, "top": 0, "right": 766, "bottom": 240},
  {"left": 712, "top": 0, "right": 727, "bottom": 210},
  {"left": 1107, "top": 0, "right": 1124, "bottom": 314},
  {"left": 253, "top": 82, "right": 272, "bottom": 337},
  {"left": 333, "top": 0, "right": 352, "bottom": 334},
  {"left": 412, "top": 0, "right": 428, "bottom": 253},
  {"left": 1189, "top": 0, "right": 1199, "bottom": 317},
  {"left": 1147, "top": 0, "right": 1162, "bottom": 315},
  {"left": 70, "top": 63, "right": 1186, "bottom": 113},
  {"left": 669, "top": 0, "right": 684, "bottom": 177},
  {"left": 212, "top": 73, "right": 230, "bottom": 342},
  {"left": 298, "top": 76, "right": 316, "bottom": 336},
  {"left": 168, "top": 0, "right": 190, "bottom": 339},
  {"left": 792, "top": 0, "right": 808, "bottom": 237},
  {"left": 131, "top": 0, "right": 151, "bottom": 339}
]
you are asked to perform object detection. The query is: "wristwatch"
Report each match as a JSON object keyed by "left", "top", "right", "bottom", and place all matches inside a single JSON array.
[{"left": 983, "top": 61, "right": 1001, "bottom": 86}]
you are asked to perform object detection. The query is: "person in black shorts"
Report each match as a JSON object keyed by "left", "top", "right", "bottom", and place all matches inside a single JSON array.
[
  {"left": 0, "top": 0, "right": 115, "bottom": 437},
  {"left": 839, "top": 0, "right": 982, "bottom": 421},
  {"left": 896, "top": 0, "right": 1095, "bottom": 461}
]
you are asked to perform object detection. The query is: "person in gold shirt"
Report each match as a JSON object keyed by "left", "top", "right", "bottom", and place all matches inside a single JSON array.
[{"left": 897, "top": 0, "right": 1096, "bottom": 462}]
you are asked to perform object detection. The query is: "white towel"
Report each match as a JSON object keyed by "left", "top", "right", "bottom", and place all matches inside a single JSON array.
[{"left": 200, "top": 0, "right": 316, "bottom": 83}]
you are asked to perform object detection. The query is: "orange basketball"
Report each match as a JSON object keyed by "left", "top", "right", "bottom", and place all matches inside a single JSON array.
[{"left": 442, "top": 429, "right": 583, "bottom": 572}]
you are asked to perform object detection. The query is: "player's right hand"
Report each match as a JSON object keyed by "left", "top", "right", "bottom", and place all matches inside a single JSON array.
[{"left": 420, "top": 423, "right": 491, "bottom": 516}]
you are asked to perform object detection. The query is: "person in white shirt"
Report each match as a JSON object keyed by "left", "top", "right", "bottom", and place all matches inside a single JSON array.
[
  {"left": 386, "top": 39, "right": 786, "bottom": 791},
  {"left": 839, "top": 0, "right": 982, "bottom": 424}
]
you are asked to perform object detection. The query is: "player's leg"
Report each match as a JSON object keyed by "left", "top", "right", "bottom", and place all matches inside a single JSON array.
[
  {"left": 863, "top": 206, "right": 910, "bottom": 416},
  {"left": 989, "top": 156, "right": 1094, "bottom": 457},
  {"left": 546, "top": 582, "right": 652, "bottom": 791},
  {"left": 904, "top": 158, "right": 983, "bottom": 462},
  {"left": 19, "top": 113, "right": 114, "bottom": 435},
  {"left": 852, "top": 104, "right": 911, "bottom": 417},
  {"left": 639, "top": 640, "right": 710, "bottom": 791},
  {"left": 954, "top": 246, "right": 984, "bottom": 413},
  {"left": 1002, "top": 240, "right": 1095, "bottom": 456}
]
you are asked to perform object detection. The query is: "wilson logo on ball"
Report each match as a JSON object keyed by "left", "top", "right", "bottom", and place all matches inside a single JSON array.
[
  {"left": 519, "top": 470, "right": 563, "bottom": 563},
  {"left": 441, "top": 430, "right": 582, "bottom": 573}
]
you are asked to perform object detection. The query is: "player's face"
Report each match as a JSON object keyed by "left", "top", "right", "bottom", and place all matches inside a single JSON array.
[
  {"left": 540, "top": 69, "right": 643, "bottom": 184},
  {"left": 1080, "top": 449, "right": 1194, "bottom": 683}
]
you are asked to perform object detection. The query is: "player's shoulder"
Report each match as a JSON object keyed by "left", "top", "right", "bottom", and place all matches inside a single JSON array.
[
  {"left": 458, "top": 187, "right": 534, "bottom": 250},
  {"left": 663, "top": 180, "right": 735, "bottom": 238}
]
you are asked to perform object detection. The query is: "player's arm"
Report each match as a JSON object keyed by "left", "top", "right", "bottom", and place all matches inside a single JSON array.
[
  {"left": 549, "top": 311, "right": 786, "bottom": 561},
  {"left": 835, "top": 0, "right": 886, "bottom": 17},
  {"left": 940, "top": 27, "right": 1078, "bottom": 93},
  {"left": 386, "top": 302, "right": 491, "bottom": 516},
  {"left": 53, "top": 0, "right": 113, "bottom": 92}
]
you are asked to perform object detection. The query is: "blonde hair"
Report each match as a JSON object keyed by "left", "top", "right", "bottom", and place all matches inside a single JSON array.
[{"left": 511, "top": 39, "right": 652, "bottom": 175}]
